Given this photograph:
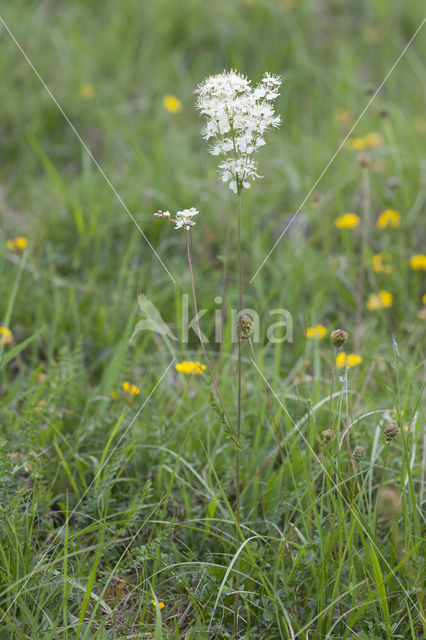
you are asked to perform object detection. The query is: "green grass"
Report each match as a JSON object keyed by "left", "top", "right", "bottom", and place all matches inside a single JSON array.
[{"left": 0, "top": 0, "right": 425, "bottom": 638}]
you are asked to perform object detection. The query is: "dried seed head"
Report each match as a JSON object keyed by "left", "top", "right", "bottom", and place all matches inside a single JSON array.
[
  {"left": 357, "top": 152, "right": 371, "bottom": 168},
  {"left": 353, "top": 445, "right": 366, "bottom": 462},
  {"left": 330, "top": 329, "right": 348, "bottom": 349},
  {"left": 322, "top": 428, "right": 335, "bottom": 442},
  {"left": 384, "top": 422, "right": 400, "bottom": 442},
  {"left": 379, "top": 107, "right": 389, "bottom": 118},
  {"left": 238, "top": 314, "right": 254, "bottom": 342}
]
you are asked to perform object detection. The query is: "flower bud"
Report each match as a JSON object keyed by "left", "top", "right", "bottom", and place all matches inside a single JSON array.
[
  {"left": 321, "top": 428, "right": 335, "bottom": 442},
  {"left": 353, "top": 445, "right": 366, "bottom": 462},
  {"left": 384, "top": 422, "right": 400, "bottom": 442},
  {"left": 330, "top": 329, "right": 348, "bottom": 349},
  {"left": 238, "top": 314, "right": 254, "bottom": 342},
  {"left": 357, "top": 152, "right": 371, "bottom": 168}
]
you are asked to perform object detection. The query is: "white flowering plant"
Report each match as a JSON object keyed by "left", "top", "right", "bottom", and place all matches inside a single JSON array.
[
  {"left": 154, "top": 207, "right": 198, "bottom": 231},
  {"left": 195, "top": 69, "right": 281, "bottom": 194}
]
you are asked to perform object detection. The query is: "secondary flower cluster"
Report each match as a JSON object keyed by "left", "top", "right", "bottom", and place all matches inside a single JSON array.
[
  {"left": 196, "top": 69, "right": 281, "bottom": 193},
  {"left": 154, "top": 208, "right": 198, "bottom": 231}
]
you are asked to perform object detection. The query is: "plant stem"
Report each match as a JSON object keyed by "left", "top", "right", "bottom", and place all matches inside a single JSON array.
[
  {"left": 374, "top": 441, "right": 390, "bottom": 534},
  {"left": 233, "top": 192, "right": 243, "bottom": 638},
  {"left": 185, "top": 232, "right": 237, "bottom": 438},
  {"left": 217, "top": 200, "right": 232, "bottom": 374},
  {"left": 354, "top": 167, "right": 370, "bottom": 352}
]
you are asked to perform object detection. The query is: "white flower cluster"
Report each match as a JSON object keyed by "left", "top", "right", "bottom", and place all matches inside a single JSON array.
[
  {"left": 196, "top": 69, "right": 281, "bottom": 193},
  {"left": 154, "top": 207, "right": 198, "bottom": 231}
]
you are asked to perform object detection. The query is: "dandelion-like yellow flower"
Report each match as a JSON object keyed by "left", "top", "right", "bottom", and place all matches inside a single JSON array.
[
  {"left": 151, "top": 600, "right": 165, "bottom": 609},
  {"left": 122, "top": 381, "right": 140, "bottom": 395},
  {"left": 364, "top": 132, "right": 384, "bottom": 147},
  {"left": 81, "top": 83, "right": 95, "bottom": 99},
  {"left": 346, "top": 137, "right": 367, "bottom": 150},
  {"left": 110, "top": 391, "right": 118, "bottom": 399},
  {"left": 366, "top": 290, "right": 393, "bottom": 310},
  {"left": 306, "top": 325, "right": 327, "bottom": 339},
  {"left": 410, "top": 254, "right": 426, "bottom": 271},
  {"left": 376, "top": 209, "right": 400, "bottom": 229},
  {"left": 372, "top": 253, "right": 392, "bottom": 274},
  {"left": 162, "top": 94, "right": 182, "bottom": 114},
  {"left": 6, "top": 236, "right": 28, "bottom": 250},
  {"left": 0, "top": 327, "right": 14, "bottom": 346},
  {"left": 336, "top": 352, "right": 363, "bottom": 368},
  {"left": 422, "top": 293, "right": 426, "bottom": 305},
  {"left": 175, "top": 361, "right": 206, "bottom": 375},
  {"left": 334, "top": 213, "right": 360, "bottom": 229}
]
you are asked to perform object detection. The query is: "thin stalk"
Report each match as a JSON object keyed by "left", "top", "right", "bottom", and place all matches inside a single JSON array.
[
  {"left": 354, "top": 167, "right": 370, "bottom": 352},
  {"left": 217, "top": 200, "right": 233, "bottom": 374},
  {"left": 185, "top": 231, "right": 237, "bottom": 438},
  {"left": 233, "top": 191, "right": 243, "bottom": 637},
  {"left": 374, "top": 441, "right": 390, "bottom": 534}
]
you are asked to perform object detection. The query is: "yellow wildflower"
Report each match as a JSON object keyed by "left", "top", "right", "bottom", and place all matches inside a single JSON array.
[
  {"left": 346, "top": 137, "right": 367, "bottom": 150},
  {"left": 122, "top": 381, "right": 140, "bottom": 395},
  {"left": 372, "top": 253, "right": 392, "bottom": 274},
  {"left": 410, "top": 255, "right": 426, "bottom": 271},
  {"left": 366, "top": 290, "right": 393, "bottom": 311},
  {"left": 364, "top": 132, "right": 384, "bottom": 147},
  {"left": 334, "top": 213, "right": 360, "bottom": 229},
  {"left": 110, "top": 391, "right": 118, "bottom": 399},
  {"left": 306, "top": 325, "right": 327, "bottom": 339},
  {"left": 336, "top": 352, "right": 363, "bottom": 368},
  {"left": 151, "top": 600, "right": 165, "bottom": 609},
  {"left": 81, "top": 83, "right": 95, "bottom": 99},
  {"left": 376, "top": 209, "right": 400, "bottom": 229},
  {"left": 175, "top": 360, "right": 206, "bottom": 375},
  {"left": 0, "top": 327, "right": 14, "bottom": 346},
  {"left": 422, "top": 293, "right": 426, "bottom": 305},
  {"left": 162, "top": 94, "right": 182, "bottom": 114},
  {"left": 6, "top": 236, "right": 28, "bottom": 250},
  {"left": 334, "top": 108, "right": 353, "bottom": 126}
]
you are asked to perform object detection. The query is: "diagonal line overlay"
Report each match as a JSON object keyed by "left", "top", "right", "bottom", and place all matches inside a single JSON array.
[{"left": 0, "top": 16, "right": 176, "bottom": 284}]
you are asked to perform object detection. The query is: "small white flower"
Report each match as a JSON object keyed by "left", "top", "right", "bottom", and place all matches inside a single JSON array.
[
  {"left": 196, "top": 69, "right": 281, "bottom": 193},
  {"left": 154, "top": 207, "right": 198, "bottom": 231}
]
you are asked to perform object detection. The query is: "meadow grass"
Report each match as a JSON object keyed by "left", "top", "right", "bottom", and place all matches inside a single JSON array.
[{"left": 0, "top": 0, "right": 425, "bottom": 638}]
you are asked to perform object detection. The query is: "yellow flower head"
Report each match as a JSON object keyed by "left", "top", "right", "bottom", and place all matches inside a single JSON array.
[
  {"left": 162, "top": 94, "right": 182, "bottom": 114},
  {"left": 366, "top": 290, "right": 393, "bottom": 311},
  {"left": 0, "top": 327, "right": 14, "bottom": 346},
  {"left": 410, "top": 254, "right": 426, "bottom": 271},
  {"left": 122, "top": 381, "right": 140, "bottom": 395},
  {"left": 175, "top": 360, "right": 206, "bottom": 375},
  {"left": 110, "top": 391, "right": 118, "bottom": 399},
  {"left": 372, "top": 253, "right": 392, "bottom": 274},
  {"left": 151, "top": 600, "right": 165, "bottom": 609},
  {"left": 376, "top": 209, "right": 400, "bottom": 229},
  {"left": 6, "top": 236, "right": 28, "bottom": 250},
  {"left": 81, "top": 83, "right": 95, "bottom": 99},
  {"left": 336, "top": 352, "right": 363, "bottom": 368},
  {"left": 306, "top": 325, "right": 327, "bottom": 339},
  {"left": 346, "top": 137, "right": 367, "bottom": 150},
  {"left": 422, "top": 293, "right": 426, "bottom": 305},
  {"left": 364, "top": 132, "right": 384, "bottom": 148},
  {"left": 334, "top": 213, "right": 360, "bottom": 229}
]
